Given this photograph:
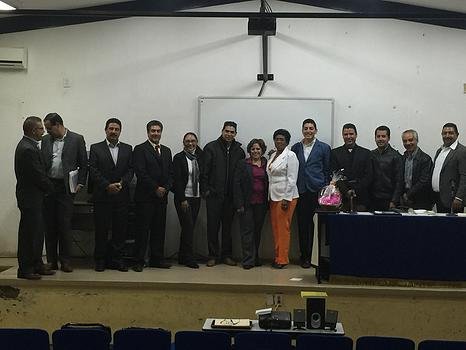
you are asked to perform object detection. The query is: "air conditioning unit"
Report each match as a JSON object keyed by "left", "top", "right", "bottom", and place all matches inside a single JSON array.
[{"left": 0, "top": 47, "right": 27, "bottom": 69}]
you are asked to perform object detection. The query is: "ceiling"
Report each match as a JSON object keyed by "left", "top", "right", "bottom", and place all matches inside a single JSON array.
[{"left": 1, "top": 0, "right": 466, "bottom": 33}]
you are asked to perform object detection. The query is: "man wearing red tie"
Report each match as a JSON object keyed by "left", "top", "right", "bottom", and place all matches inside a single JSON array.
[{"left": 132, "top": 120, "right": 173, "bottom": 272}]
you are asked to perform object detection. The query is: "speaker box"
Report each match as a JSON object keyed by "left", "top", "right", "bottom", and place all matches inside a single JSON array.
[
  {"left": 306, "top": 297, "right": 326, "bottom": 329},
  {"left": 325, "top": 309, "right": 338, "bottom": 330},
  {"left": 293, "top": 309, "right": 306, "bottom": 329}
]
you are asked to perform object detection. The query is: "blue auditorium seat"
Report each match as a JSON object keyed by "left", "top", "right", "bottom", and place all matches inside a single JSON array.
[
  {"left": 418, "top": 340, "right": 466, "bottom": 350},
  {"left": 175, "top": 330, "right": 231, "bottom": 350},
  {"left": 296, "top": 334, "right": 353, "bottom": 350},
  {"left": 52, "top": 328, "right": 111, "bottom": 350},
  {"left": 0, "top": 328, "right": 49, "bottom": 350},
  {"left": 114, "top": 328, "right": 172, "bottom": 350},
  {"left": 235, "top": 331, "right": 292, "bottom": 350},
  {"left": 356, "top": 336, "right": 415, "bottom": 350}
]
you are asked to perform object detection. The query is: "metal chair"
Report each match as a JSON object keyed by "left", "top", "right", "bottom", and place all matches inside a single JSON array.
[
  {"left": 235, "top": 332, "right": 292, "bottom": 350},
  {"left": 113, "top": 328, "right": 172, "bottom": 350},
  {"left": 174, "top": 331, "right": 231, "bottom": 350},
  {"left": 0, "top": 328, "right": 49, "bottom": 350},
  {"left": 356, "top": 336, "right": 415, "bottom": 350},
  {"left": 296, "top": 334, "right": 353, "bottom": 350}
]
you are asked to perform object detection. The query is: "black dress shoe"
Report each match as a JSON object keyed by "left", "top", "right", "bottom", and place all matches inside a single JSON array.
[
  {"left": 35, "top": 265, "right": 56, "bottom": 275},
  {"left": 132, "top": 264, "right": 144, "bottom": 272},
  {"left": 95, "top": 261, "right": 105, "bottom": 272},
  {"left": 206, "top": 259, "right": 216, "bottom": 267},
  {"left": 301, "top": 260, "right": 312, "bottom": 269},
  {"left": 185, "top": 261, "right": 199, "bottom": 269},
  {"left": 149, "top": 261, "right": 171, "bottom": 269},
  {"left": 271, "top": 262, "right": 287, "bottom": 269},
  {"left": 243, "top": 264, "right": 254, "bottom": 270},
  {"left": 223, "top": 257, "right": 237, "bottom": 266},
  {"left": 17, "top": 271, "right": 41, "bottom": 280},
  {"left": 254, "top": 259, "right": 262, "bottom": 267},
  {"left": 107, "top": 261, "right": 128, "bottom": 272},
  {"left": 49, "top": 262, "right": 59, "bottom": 270},
  {"left": 60, "top": 262, "right": 73, "bottom": 273}
]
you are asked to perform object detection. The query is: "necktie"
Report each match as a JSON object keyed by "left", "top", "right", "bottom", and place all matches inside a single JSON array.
[{"left": 154, "top": 144, "right": 160, "bottom": 156}]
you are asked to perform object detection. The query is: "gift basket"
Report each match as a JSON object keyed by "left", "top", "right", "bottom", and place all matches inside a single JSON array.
[{"left": 318, "top": 171, "right": 345, "bottom": 211}]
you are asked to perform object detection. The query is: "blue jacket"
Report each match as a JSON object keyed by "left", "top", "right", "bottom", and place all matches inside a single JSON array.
[{"left": 291, "top": 139, "right": 331, "bottom": 194}]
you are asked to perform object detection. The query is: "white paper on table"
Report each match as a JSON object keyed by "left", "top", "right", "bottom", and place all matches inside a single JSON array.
[{"left": 69, "top": 169, "right": 79, "bottom": 193}]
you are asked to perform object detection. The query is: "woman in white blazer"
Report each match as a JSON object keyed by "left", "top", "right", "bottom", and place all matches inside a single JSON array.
[{"left": 267, "top": 129, "right": 299, "bottom": 268}]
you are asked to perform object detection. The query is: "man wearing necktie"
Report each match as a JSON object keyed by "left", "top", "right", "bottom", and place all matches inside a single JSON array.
[
  {"left": 89, "top": 118, "right": 133, "bottom": 272},
  {"left": 132, "top": 120, "right": 174, "bottom": 272},
  {"left": 41, "top": 113, "right": 88, "bottom": 273},
  {"left": 432, "top": 123, "right": 466, "bottom": 213}
]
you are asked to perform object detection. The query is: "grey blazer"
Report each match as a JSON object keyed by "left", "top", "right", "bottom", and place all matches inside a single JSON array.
[
  {"left": 433, "top": 142, "right": 466, "bottom": 207},
  {"left": 41, "top": 129, "right": 88, "bottom": 194}
]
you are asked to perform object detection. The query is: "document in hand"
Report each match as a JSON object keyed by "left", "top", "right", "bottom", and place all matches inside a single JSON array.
[{"left": 69, "top": 169, "right": 79, "bottom": 193}]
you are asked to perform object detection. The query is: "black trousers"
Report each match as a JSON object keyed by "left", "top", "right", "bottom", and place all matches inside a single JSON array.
[
  {"left": 238, "top": 203, "right": 267, "bottom": 266},
  {"left": 433, "top": 192, "right": 460, "bottom": 213},
  {"left": 296, "top": 191, "right": 318, "bottom": 262},
  {"left": 370, "top": 198, "right": 391, "bottom": 211},
  {"left": 206, "top": 195, "right": 235, "bottom": 260},
  {"left": 134, "top": 200, "right": 167, "bottom": 265},
  {"left": 93, "top": 199, "right": 128, "bottom": 264},
  {"left": 44, "top": 179, "right": 74, "bottom": 264},
  {"left": 17, "top": 207, "right": 46, "bottom": 274},
  {"left": 174, "top": 197, "right": 201, "bottom": 263}
]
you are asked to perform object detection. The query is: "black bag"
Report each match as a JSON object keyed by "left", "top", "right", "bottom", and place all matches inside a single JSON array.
[
  {"left": 61, "top": 323, "right": 112, "bottom": 342},
  {"left": 258, "top": 311, "right": 291, "bottom": 330}
]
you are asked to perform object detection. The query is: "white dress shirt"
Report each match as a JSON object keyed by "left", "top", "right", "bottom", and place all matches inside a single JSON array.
[
  {"left": 302, "top": 138, "right": 316, "bottom": 162},
  {"left": 107, "top": 139, "right": 119, "bottom": 165},
  {"left": 432, "top": 140, "right": 458, "bottom": 192}
]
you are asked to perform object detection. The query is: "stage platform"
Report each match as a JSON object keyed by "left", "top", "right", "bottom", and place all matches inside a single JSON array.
[{"left": 0, "top": 258, "right": 465, "bottom": 343}]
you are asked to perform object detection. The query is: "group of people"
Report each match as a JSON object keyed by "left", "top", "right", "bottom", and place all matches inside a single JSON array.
[{"left": 14, "top": 114, "right": 466, "bottom": 280}]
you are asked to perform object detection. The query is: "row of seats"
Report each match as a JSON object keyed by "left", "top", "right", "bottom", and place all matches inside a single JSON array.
[{"left": 0, "top": 328, "right": 465, "bottom": 350}]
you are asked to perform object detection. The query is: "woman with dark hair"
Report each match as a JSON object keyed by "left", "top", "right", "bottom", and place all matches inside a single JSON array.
[
  {"left": 173, "top": 132, "right": 203, "bottom": 268},
  {"left": 267, "top": 129, "right": 299, "bottom": 269},
  {"left": 233, "top": 139, "right": 268, "bottom": 269}
]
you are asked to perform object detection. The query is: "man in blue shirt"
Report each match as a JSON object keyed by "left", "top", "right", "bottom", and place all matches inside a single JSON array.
[{"left": 291, "top": 118, "right": 331, "bottom": 268}]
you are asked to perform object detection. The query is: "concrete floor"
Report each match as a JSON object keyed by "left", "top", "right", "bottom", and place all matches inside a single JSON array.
[{"left": 0, "top": 258, "right": 465, "bottom": 343}]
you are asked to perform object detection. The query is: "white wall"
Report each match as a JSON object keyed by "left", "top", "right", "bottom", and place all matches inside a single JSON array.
[{"left": 1, "top": 0, "right": 466, "bottom": 256}]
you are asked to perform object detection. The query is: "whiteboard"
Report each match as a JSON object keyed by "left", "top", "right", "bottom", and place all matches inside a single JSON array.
[{"left": 198, "top": 97, "right": 334, "bottom": 152}]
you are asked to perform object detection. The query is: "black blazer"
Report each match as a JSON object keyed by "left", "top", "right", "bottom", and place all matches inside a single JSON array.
[
  {"left": 331, "top": 144, "right": 373, "bottom": 206},
  {"left": 398, "top": 147, "right": 433, "bottom": 209},
  {"left": 15, "top": 137, "right": 53, "bottom": 209},
  {"left": 89, "top": 140, "right": 134, "bottom": 202},
  {"left": 41, "top": 129, "right": 88, "bottom": 193},
  {"left": 233, "top": 157, "right": 268, "bottom": 210},
  {"left": 133, "top": 140, "right": 173, "bottom": 203},
  {"left": 172, "top": 147, "right": 203, "bottom": 203}
]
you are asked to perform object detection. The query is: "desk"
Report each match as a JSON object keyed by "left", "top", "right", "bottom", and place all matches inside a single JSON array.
[
  {"left": 320, "top": 213, "right": 466, "bottom": 281},
  {"left": 202, "top": 318, "right": 345, "bottom": 337}
]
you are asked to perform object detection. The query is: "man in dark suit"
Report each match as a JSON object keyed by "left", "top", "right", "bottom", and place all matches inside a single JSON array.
[
  {"left": 15, "top": 116, "right": 55, "bottom": 280},
  {"left": 89, "top": 118, "right": 133, "bottom": 272},
  {"left": 397, "top": 129, "right": 433, "bottom": 210},
  {"left": 331, "top": 123, "right": 373, "bottom": 211},
  {"left": 432, "top": 123, "right": 466, "bottom": 213},
  {"left": 291, "top": 118, "right": 331, "bottom": 268},
  {"left": 201, "top": 121, "right": 245, "bottom": 267},
  {"left": 41, "top": 113, "right": 88, "bottom": 272},
  {"left": 132, "top": 120, "right": 173, "bottom": 272}
]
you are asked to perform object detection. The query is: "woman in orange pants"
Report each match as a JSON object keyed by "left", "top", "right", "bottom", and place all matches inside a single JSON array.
[{"left": 267, "top": 129, "right": 299, "bottom": 268}]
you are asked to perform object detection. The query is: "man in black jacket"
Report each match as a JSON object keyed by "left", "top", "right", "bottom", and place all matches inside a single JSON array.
[
  {"left": 397, "top": 129, "right": 433, "bottom": 210},
  {"left": 331, "top": 123, "right": 373, "bottom": 211},
  {"left": 89, "top": 118, "right": 133, "bottom": 272},
  {"left": 201, "top": 121, "right": 245, "bottom": 266},
  {"left": 370, "top": 126, "right": 403, "bottom": 211},
  {"left": 15, "top": 117, "right": 55, "bottom": 279},
  {"left": 132, "top": 120, "right": 173, "bottom": 272}
]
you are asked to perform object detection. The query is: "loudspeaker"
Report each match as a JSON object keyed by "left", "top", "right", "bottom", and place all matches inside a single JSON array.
[
  {"left": 293, "top": 309, "right": 306, "bottom": 329},
  {"left": 325, "top": 309, "right": 338, "bottom": 330},
  {"left": 306, "top": 297, "right": 325, "bottom": 329},
  {"left": 248, "top": 17, "right": 276, "bottom": 36}
]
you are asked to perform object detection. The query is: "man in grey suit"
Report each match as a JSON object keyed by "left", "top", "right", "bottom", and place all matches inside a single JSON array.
[
  {"left": 432, "top": 123, "right": 466, "bottom": 213},
  {"left": 15, "top": 117, "right": 55, "bottom": 279},
  {"left": 41, "top": 113, "right": 88, "bottom": 272}
]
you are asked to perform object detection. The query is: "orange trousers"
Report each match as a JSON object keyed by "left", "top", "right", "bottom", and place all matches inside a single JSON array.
[{"left": 269, "top": 199, "right": 298, "bottom": 265}]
